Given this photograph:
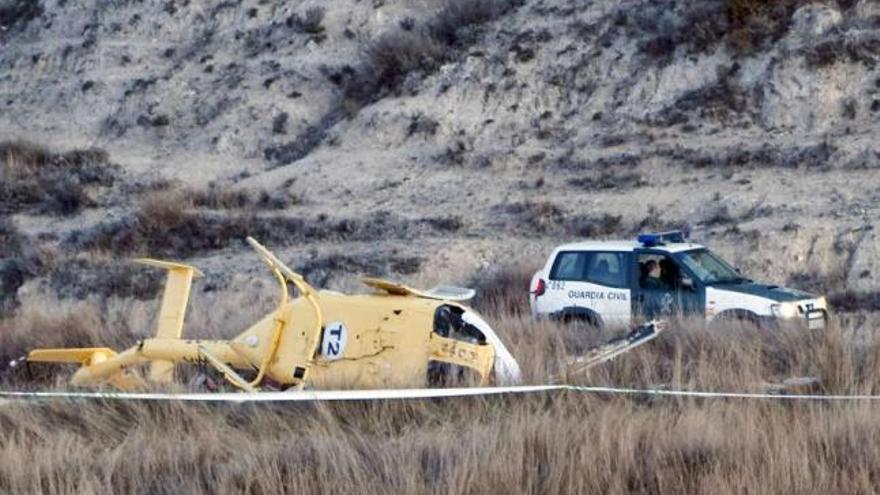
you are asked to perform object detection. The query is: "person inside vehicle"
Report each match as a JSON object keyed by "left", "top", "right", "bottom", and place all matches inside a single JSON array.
[
  {"left": 659, "top": 258, "right": 679, "bottom": 287},
  {"left": 643, "top": 260, "right": 667, "bottom": 289}
]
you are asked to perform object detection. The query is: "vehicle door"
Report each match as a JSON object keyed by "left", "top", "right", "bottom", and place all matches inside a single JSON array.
[
  {"left": 547, "top": 251, "right": 632, "bottom": 328},
  {"left": 631, "top": 250, "right": 704, "bottom": 320}
]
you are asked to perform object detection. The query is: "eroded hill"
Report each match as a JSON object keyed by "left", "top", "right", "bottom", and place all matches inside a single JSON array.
[{"left": 1, "top": 0, "right": 879, "bottom": 311}]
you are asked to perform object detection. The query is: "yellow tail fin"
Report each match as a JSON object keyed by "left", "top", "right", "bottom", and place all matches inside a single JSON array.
[
  {"left": 28, "top": 348, "right": 116, "bottom": 365},
  {"left": 133, "top": 259, "right": 203, "bottom": 383}
]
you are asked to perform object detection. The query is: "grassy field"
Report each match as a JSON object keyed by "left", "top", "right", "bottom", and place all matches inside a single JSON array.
[{"left": 2, "top": 285, "right": 880, "bottom": 494}]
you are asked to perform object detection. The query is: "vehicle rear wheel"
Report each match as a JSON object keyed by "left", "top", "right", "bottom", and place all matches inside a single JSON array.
[
  {"left": 561, "top": 313, "right": 603, "bottom": 331},
  {"left": 556, "top": 310, "right": 604, "bottom": 354}
]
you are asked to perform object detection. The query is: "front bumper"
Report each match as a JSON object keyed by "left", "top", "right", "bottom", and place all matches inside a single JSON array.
[
  {"left": 804, "top": 309, "right": 828, "bottom": 330},
  {"left": 771, "top": 298, "right": 828, "bottom": 330},
  {"left": 772, "top": 308, "right": 828, "bottom": 330}
]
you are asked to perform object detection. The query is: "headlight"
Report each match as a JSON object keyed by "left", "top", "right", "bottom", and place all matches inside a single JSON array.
[{"left": 770, "top": 302, "right": 798, "bottom": 319}]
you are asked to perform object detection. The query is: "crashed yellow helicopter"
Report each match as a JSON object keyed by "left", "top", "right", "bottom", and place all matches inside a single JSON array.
[
  {"left": 22, "top": 237, "right": 662, "bottom": 394},
  {"left": 26, "top": 238, "right": 523, "bottom": 392}
]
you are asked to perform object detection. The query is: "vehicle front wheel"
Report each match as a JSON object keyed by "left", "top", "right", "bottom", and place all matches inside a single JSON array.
[{"left": 710, "top": 310, "right": 765, "bottom": 331}]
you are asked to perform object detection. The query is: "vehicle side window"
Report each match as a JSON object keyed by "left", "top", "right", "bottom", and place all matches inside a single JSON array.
[
  {"left": 637, "top": 253, "right": 681, "bottom": 289},
  {"left": 550, "top": 251, "right": 588, "bottom": 281},
  {"left": 550, "top": 251, "right": 628, "bottom": 287},
  {"left": 585, "top": 252, "right": 627, "bottom": 288}
]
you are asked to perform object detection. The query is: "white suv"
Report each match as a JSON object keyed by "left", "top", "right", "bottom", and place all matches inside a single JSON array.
[{"left": 529, "top": 231, "right": 828, "bottom": 330}]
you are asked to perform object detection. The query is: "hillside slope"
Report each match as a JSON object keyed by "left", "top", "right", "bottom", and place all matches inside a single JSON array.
[{"left": 1, "top": 0, "right": 878, "bottom": 306}]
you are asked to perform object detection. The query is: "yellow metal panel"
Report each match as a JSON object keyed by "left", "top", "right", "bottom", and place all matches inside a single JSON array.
[
  {"left": 132, "top": 259, "right": 205, "bottom": 278},
  {"left": 28, "top": 348, "right": 116, "bottom": 364},
  {"left": 197, "top": 345, "right": 257, "bottom": 393},
  {"left": 303, "top": 293, "right": 438, "bottom": 389},
  {"left": 71, "top": 347, "right": 145, "bottom": 387},
  {"left": 428, "top": 334, "right": 495, "bottom": 384},
  {"left": 133, "top": 259, "right": 201, "bottom": 383},
  {"left": 361, "top": 277, "right": 415, "bottom": 296}
]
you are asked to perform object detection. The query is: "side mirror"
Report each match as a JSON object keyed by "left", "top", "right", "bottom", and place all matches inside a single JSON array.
[{"left": 680, "top": 276, "right": 694, "bottom": 289}]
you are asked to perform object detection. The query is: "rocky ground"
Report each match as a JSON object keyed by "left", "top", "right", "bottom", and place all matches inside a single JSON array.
[{"left": 1, "top": 0, "right": 878, "bottom": 316}]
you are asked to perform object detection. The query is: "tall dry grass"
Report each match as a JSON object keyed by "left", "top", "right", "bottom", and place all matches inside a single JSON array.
[{"left": 1, "top": 270, "right": 880, "bottom": 493}]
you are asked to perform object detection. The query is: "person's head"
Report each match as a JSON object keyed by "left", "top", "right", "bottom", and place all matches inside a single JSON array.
[{"left": 646, "top": 259, "right": 661, "bottom": 278}]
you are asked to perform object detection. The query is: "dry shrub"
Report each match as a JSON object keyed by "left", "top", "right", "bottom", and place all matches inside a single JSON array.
[
  {"left": 567, "top": 171, "right": 647, "bottom": 190},
  {"left": 656, "top": 65, "right": 750, "bottom": 126},
  {"left": 494, "top": 201, "right": 625, "bottom": 238},
  {"left": 631, "top": 0, "right": 837, "bottom": 59},
  {"left": 805, "top": 34, "right": 880, "bottom": 68},
  {"left": 635, "top": 205, "right": 686, "bottom": 233},
  {"left": 0, "top": 299, "right": 130, "bottom": 386},
  {"left": 142, "top": 188, "right": 194, "bottom": 225},
  {"left": 497, "top": 201, "right": 565, "bottom": 234},
  {"left": 829, "top": 290, "right": 880, "bottom": 313},
  {"left": 0, "top": 218, "right": 24, "bottom": 259},
  {"left": 263, "top": 121, "right": 332, "bottom": 166},
  {"left": 470, "top": 263, "right": 538, "bottom": 316},
  {"left": 191, "top": 186, "right": 252, "bottom": 210},
  {"left": 299, "top": 253, "right": 425, "bottom": 288},
  {"left": 45, "top": 256, "right": 164, "bottom": 301},
  {"left": 78, "top": 189, "right": 265, "bottom": 256},
  {"left": 343, "top": 30, "right": 446, "bottom": 105},
  {"left": 288, "top": 6, "right": 325, "bottom": 35},
  {"left": 0, "top": 140, "right": 50, "bottom": 166},
  {"left": 430, "top": 0, "right": 512, "bottom": 45},
  {"left": 0, "top": 140, "right": 117, "bottom": 216},
  {"left": 670, "top": 141, "right": 837, "bottom": 169},
  {"left": 343, "top": 0, "right": 517, "bottom": 106},
  {"left": 0, "top": 0, "right": 43, "bottom": 35},
  {"left": 190, "top": 184, "right": 297, "bottom": 210},
  {"left": 567, "top": 213, "right": 623, "bottom": 238},
  {"left": 367, "top": 31, "right": 444, "bottom": 83},
  {"left": 0, "top": 219, "right": 35, "bottom": 313},
  {"left": 68, "top": 193, "right": 458, "bottom": 257},
  {"left": 630, "top": 1, "right": 729, "bottom": 60},
  {"left": 726, "top": 0, "right": 810, "bottom": 53}
]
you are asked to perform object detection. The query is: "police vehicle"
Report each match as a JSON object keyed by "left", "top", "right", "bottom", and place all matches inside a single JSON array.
[{"left": 529, "top": 231, "right": 828, "bottom": 330}]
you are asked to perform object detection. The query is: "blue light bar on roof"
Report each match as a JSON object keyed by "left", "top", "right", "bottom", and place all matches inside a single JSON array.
[{"left": 637, "top": 230, "right": 686, "bottom": 247}]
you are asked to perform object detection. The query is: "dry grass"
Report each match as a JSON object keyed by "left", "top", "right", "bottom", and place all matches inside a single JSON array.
[{"left": 2, "top": 267, "right": 880, "bottom": 493}]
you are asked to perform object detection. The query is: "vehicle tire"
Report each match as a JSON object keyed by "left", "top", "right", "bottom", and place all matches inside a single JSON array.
[
  {"left": 555, "top": 309, "right": 604, "bottom": 354},
  {"left": 710, "top": 310, "right": 764, "bottom": 331},
  {"left": 557, "top": 308, "right": 604, "bottom": 332}
]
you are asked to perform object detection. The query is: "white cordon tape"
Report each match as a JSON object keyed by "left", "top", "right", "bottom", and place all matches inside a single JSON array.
[
  {"left": 3, "top": 385, "right": 880, "bottom": 403},
  {"left": 0, "top": 386, "right": 563, "bottom": 403},
  {"left": 567, "top": 386, "right": 880, "bottom": 401}
]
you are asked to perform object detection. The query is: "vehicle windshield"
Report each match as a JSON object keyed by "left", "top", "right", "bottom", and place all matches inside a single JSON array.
[{"left": 676, "top": 249, "right": 744, "bottom": 284}]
